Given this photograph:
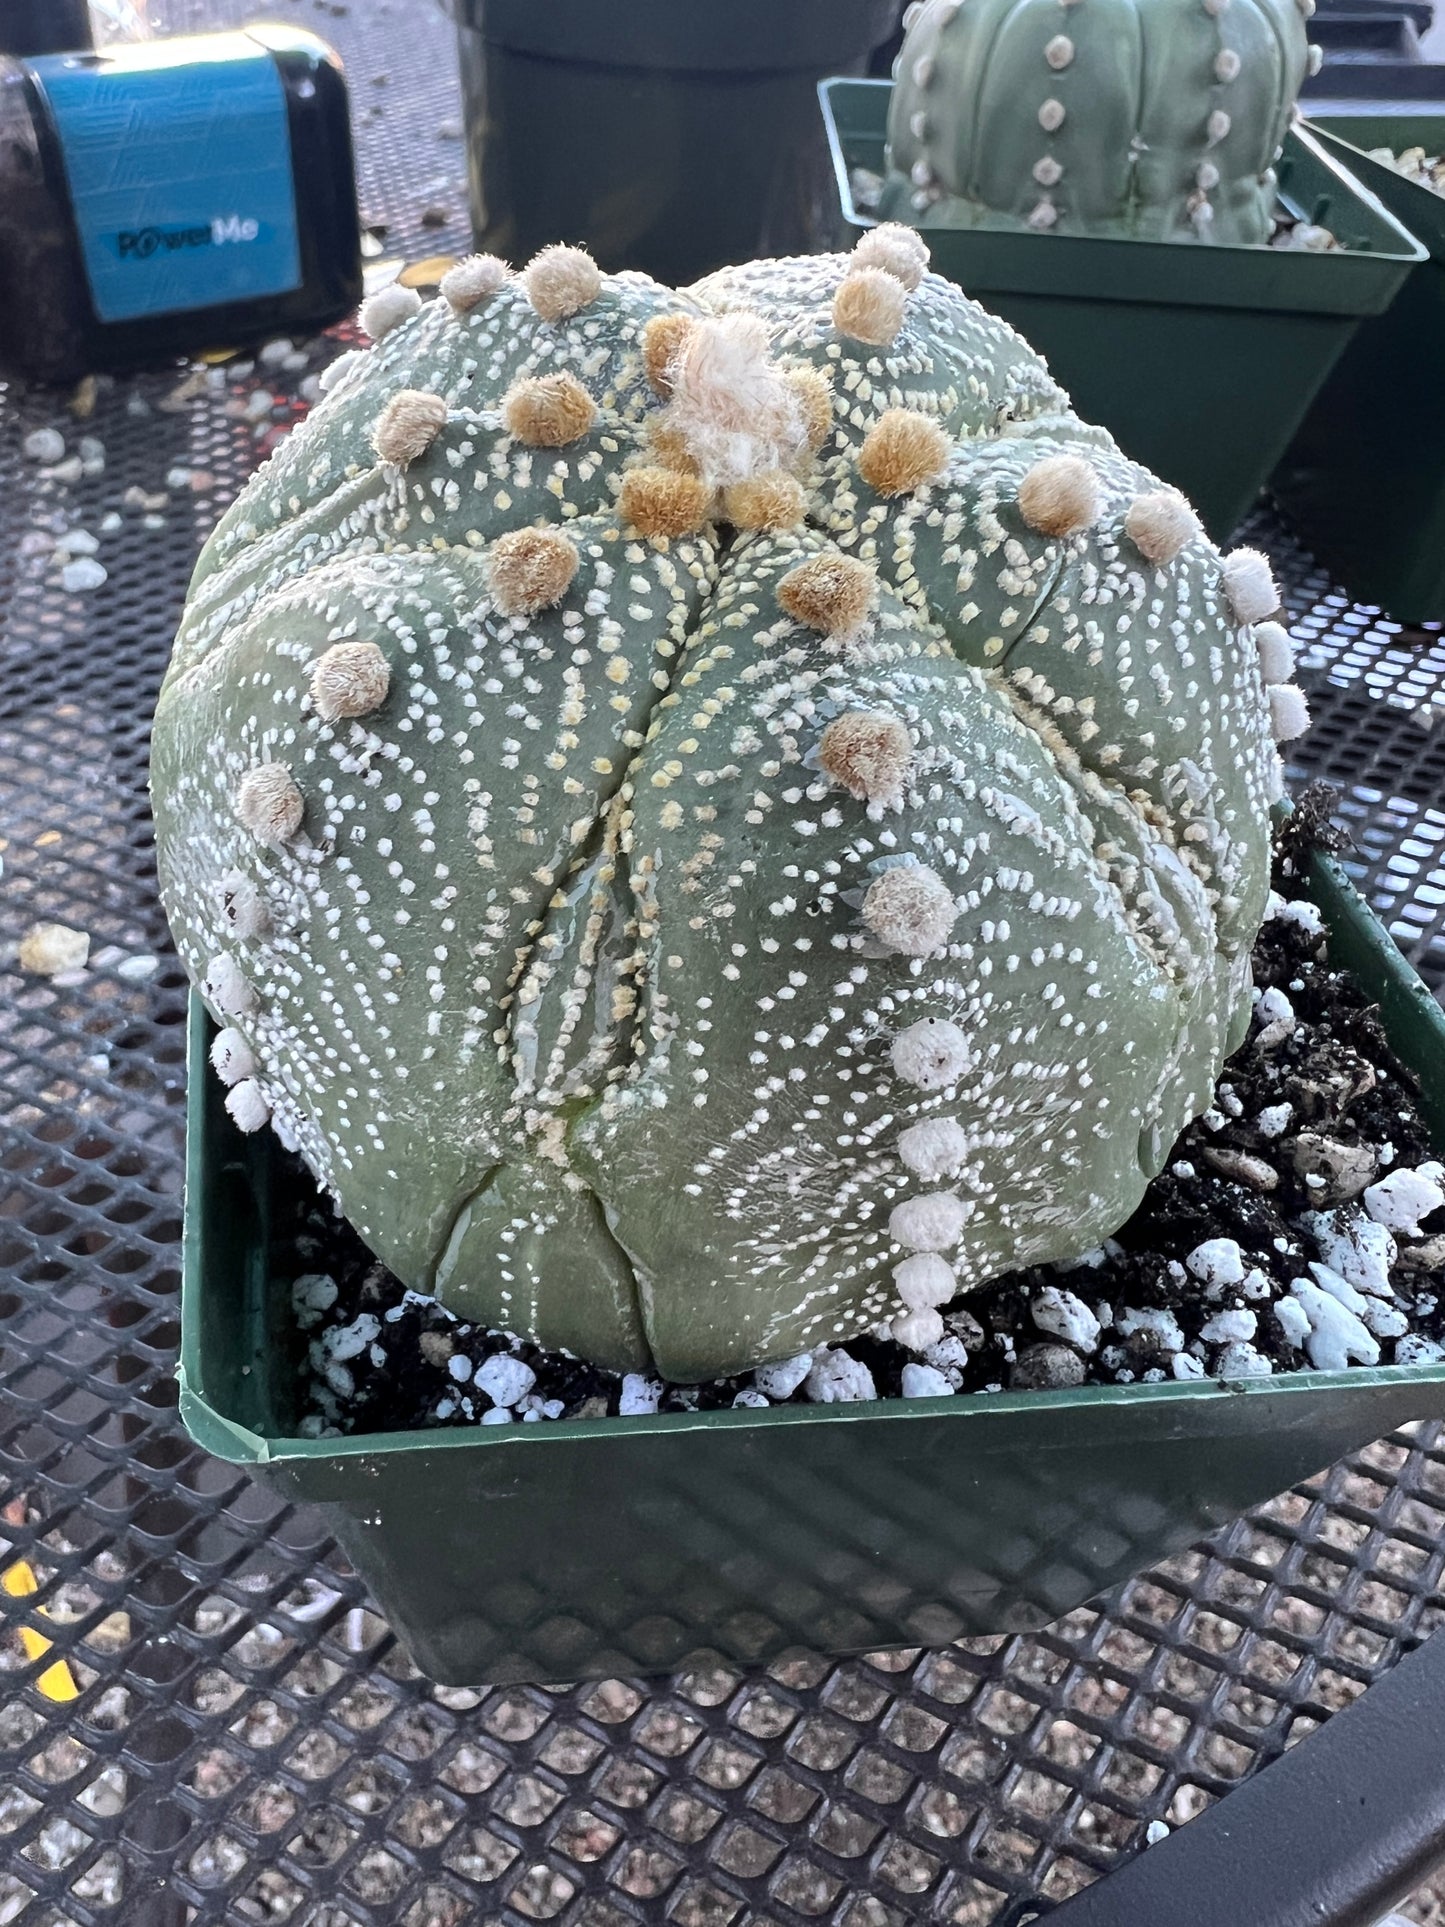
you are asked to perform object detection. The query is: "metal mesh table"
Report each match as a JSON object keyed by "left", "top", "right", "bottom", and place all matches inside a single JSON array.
[{"left": 4, "top": 4, "right": 1445, "bottom": 1923}]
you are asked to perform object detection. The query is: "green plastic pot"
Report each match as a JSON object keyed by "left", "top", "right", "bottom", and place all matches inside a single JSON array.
[
  {"left": 819, "top": 79, "right": 1425, "bottom": 542},
  {"left": 1274, "top": 115, "right": 1445, "bottom": 623},
  {"left": 448, "top": 0, "right": 901, "bottom": 287},
  {"left": 177, "top": 851, "right": 1445, "bottom": 1688}
]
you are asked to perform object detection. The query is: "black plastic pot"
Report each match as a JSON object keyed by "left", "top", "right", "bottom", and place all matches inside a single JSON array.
[
  {"left": 821, "top": 79, "right": 1424, "bottom": 541},
  {"left": 1275, "top": 116, "right": 1445, "bottom": 622},
  {"left": 450, "top": 0, "right": 903, "bottom": 286}
]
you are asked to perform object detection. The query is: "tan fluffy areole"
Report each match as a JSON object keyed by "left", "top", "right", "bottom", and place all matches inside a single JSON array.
[
  {"left": 832, "top": 268, "right": 909, "bottom": 346},
  {"left": 786, "top": 364, "right": 835, "bottom": 453},
  {"left": 522, "top": 243, "right": 602, "bottom": 322},
  {"left": 857, "top": 409, "right": 951, "bottom": 498},
  {"left": 777, "top": 551, "right": 876, "bottom": 642},
  {"left": 372, "top": 389, "right": 448, "bottom": 468},
  {"left": 310, "top": 640, "right": 391, "bottom": 723},
  {"left": 721, "top": 470, "right": 807, "bottom": 532},
  {"left": 852, "top": 222, "right": 930, "bottom": 290},
  {"left": 440, "top": 253, "right": 510, "bottom": 314},
  {"left": 234, "top": 763, "right": 304, "bottom": 845},
  {"left": 502, "top": 372, "right": 596, "bottom": 448},
  {"left": 818, "top": 710, "right": 914, "bottom": 809},
  {"left": 645, "top": 419, "right": 703, "bottom": 476},
  {"left": 641, "top": 313, "right": 698, "bottom": 398},
  {"left": 487, "top": 526, "right": 580, "bottom": 617},
  {"left": 1017, "top": 453, "right": 1102, "bottom": 537},
  {"left": 619, "top": 465, "right": 713, "bottom": 540}
]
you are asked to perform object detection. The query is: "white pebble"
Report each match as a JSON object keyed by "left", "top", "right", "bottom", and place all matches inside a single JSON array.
[
  {"left": 732, "top": 1388, "right": 771, "bottom": 1409},
  {"left": 57, "top": 528, "right": 99, "bottom": 556},
  {"left": 1185, "top": 1237, "right": 1246, "bottom": 1292},
  {"left": 25, "top": 428, "right": 65, "bottom": 463},
  {"left": 259, "top": 337, "right": 295, "bottom": 365},
  {"left": 1396, "top": 1334, "right": 1445, "bottom": 1368},
  {"left": 901, "top": 1363, "right": 955, "bottom": 1398},
  {"left": 1214, "top": 1342, "right": 1273, "bottom": 1380},
  {"left": 447, "top": 1353, "right": 473, "bottom": 1383},
  {"left": 1273, "top": 1296, "right": 1311, "bottom": 1349},
  {"left": 323, "top": 1314, "right": 380, "bottom": 1362},
  {"left": 1364, "top": 1167, "right": 1445, "bottom": 1236},
  {"left": 1255, "top": 986, "right": 1296, "bottom": 1034},
  {"left": 1172, "top": 1354, "right": 1207, "bottom": 1381},
  {"left": 481, "top": 1407, "right": 513, "bottom": 1425},
  {"left": 61, "top": 557, "right": 107, "bottom": 592},
  {"left": 1031, "top": 1285, "right": 1101, "bottom": 1352},
  {"left": 476, "top": 1354, "right": 537, "bottom": 1409},
  {"left": 291, "top": 1274, "right": 338, "bottom": 1325},
  {"left": 754, "top": 1352, "right": 813, "bottom": 1400},
  {"left": 1200, "top": 1307, "right": 1257, "bottom": 1344},
  {"left": 1256, "top": 1102, "right": 1292, "bottom": 1139},
  {"left": 1305, "top": 1209, "right": 1396, "bottom": 1299},
  {"left": 1117, "top": 1305, "right": 1186, "bottom": 1352},
  {"left": 1288, "top": 1279, "right": 1380, "bottom": 1371},
  {"left": 804, "top": 1349, "right": 877, "bottom": 1404}
]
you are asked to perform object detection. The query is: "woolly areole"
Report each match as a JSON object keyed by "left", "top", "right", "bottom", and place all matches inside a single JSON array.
[{"left": 152, "top": 237, "right": 1286, "bottom": 1381}]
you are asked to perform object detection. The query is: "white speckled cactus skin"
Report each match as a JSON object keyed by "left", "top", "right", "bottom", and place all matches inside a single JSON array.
[
  {"left": 882, "top": 0, "right": 1315, "bottom": 243},
  {"left": 151, "top": 238, "right": 1299, "bottom": 1381}
]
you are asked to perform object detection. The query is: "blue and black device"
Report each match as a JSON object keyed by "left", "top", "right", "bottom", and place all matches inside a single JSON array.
[{"left": 0, "top": 3, "right": 362, "bottom": 384}]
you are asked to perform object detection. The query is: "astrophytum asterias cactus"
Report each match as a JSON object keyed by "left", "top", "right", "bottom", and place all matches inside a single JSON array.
[
  {"left": 151, "top": 232, "right": 1305, "bottom": 1381},
  {"left": 881, "top": 0, "right": 1316, "bottom": 243}
]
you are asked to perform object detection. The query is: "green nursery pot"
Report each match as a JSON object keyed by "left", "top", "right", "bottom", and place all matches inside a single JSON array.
[
  {"left": 819, "top": 79, "right": 1425, "bottom": 542},
  {"left": 449, "top": 0, "right": 901, "bottom": 287},
  {"left": 1274, "top": 115, "right": 1445, "bottom": 624},
  {"left": 178, "top": 855, "right": 1445, "bottom": 1689}
]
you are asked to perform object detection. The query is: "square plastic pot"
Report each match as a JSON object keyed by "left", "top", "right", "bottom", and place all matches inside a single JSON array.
[
  {"left": 1273, "top": 115, "right": 1445, "bottom": 623},
  {"left": 447, "top": 0, "right": 902, "bottom": 287},
  {"left": 177, "top": 851, "right": 1445, "bottom": 1689},
  {"left": 819, "top": 79, "right": 1424, "bottom": 542}
]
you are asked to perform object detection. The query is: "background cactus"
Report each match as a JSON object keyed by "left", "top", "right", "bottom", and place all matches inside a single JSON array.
[
  {"left": 151, "top": 232, "right": 1304, "bottom": 1382},
  {"left": 880, "top": 0, "right": 1317, "bottom": 243}
]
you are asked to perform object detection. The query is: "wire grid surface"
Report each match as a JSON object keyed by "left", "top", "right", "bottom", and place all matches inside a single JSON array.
[{"left": 5, "top": 4, "right": 1445, "bottom": 1924}]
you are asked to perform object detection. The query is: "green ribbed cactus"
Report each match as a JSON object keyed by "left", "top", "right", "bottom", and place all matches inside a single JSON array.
[
  {"left": 880, "top": 0, "right": 1316, "bottom": 243},
  {"left": 151, "top": 234, "right": 1304, "bottom": 1383}
]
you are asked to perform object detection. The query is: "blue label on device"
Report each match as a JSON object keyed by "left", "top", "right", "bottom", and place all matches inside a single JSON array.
[{"left": 31, "top": 35, "right": 302, "bottom": 324}]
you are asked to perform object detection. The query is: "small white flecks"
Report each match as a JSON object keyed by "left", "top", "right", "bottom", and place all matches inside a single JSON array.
[
  {"left": 1033, "top": 155, "right": 1064, "bottom": 187},
  {"left": 209, "top": 1026, "right": 255, "bottom": 1085},
  {"left": 1185, "top": 1236, "right": 1246, "bottom": 1292},
  {"left": 1028, "top": 199, "right": 1060, "bottom": 231},
  {"left": 619, "top": 1373, "right": 663, "bottom": 1414},
  {"left": 225, "top": 1078, "right": 271, "bottom": 1134},
  {"left": 440, "top": 253, "right": 510, "bottom": 314},
  {"left": 754, "top": 1351, "right": 813, "bottom": 1399},
  {"left": 235, "top": 763, "right": 305, "bottom": 844},
  {"left": 1255, "top": 621, "right": 1296, "bottom": 683},
  {"left": 1214, "top": 48, "right": 1241, "bottom": 81},
  {"left": 806, "top": 1349, "right": 878, "bottom": 1401},
  {"left": 1018, "top": 454, "right": 1100, "bottom": 536},
  {"left": 897, "top": 1115, "right": 968, "bottom": 1180},
  {"left": 891, "top": 1017, "right": 971, "bottom": 1090},
  {"left": 203, "top": 952, "right": 255, "bottom": 1017},
  {"left": 891, "top": 1307, "right": 945, "bottom": 1351},
  {"left": 371, "top": 388, "right": 448, "bottom": 467},
  {"left": 1039, "top": 97, "right": 1066, "bottom": 131},
  {"left": 1031, "top": 1284, "right": 1100, "bottom": 1351},
  {"left": 476, "top": 1353, "right": 537, "bottom": 1408},
  {"left": 1124, "top": 488, "right": 1200, "bottom": 565},
  {"left": 1364, "top": 1166, "right": 1445, "bottom": 1237},
  {"left": 862, "top": 863, "right": 957, "bottom": 956},
  {"left": 18, "top": 922, "right": 89, "bottom": 976},
  {"left": 900, "top": 1363, "right": 954, "bottom": 1398},
  {"left": 853, "top": 222, "right": 930, "bottom": 291},
  {"left": 359, "top": 283, "right": 421, "bottom": 341},
  {"left": 311, "top": 640, "right": 391, "bottom": 723},
  {"left": 894, "top": 1251, "right": 958, "bottom": 1308},
  {"left": 1044, "top": 33, "right": 1074, "bottom": 67},
  {"left": 818, "top": 711, "right": 913, "bottom": 809},
  {"left": 1222, "top": 546, "right": 1279, "bottom": 622},
  {"left": 523, "top": 243, "right": 602, "bottom": 322},
  {"left": 891, "top": 1193, "right": 969, "bottom": 1252},
  {"left": 1207, "top": 108, "right": 1232, "bottom": 145},
  {"left": 832, "top": 268, "right": 909, "bottom": 347},
  {"left": 1267, "top": 684, "right": 1310, "bottom": 743},
  {"left": 218, "top": 868, "right": 268, "bottom": 939}
]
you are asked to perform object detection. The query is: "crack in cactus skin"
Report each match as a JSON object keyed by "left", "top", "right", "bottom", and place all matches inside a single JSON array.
[
  {"left": 882, "top": 0, "right": 1312, "bottom": 245},
  {"left": 151, "top": 244, "right": 1286, "bottom": 1380}
]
